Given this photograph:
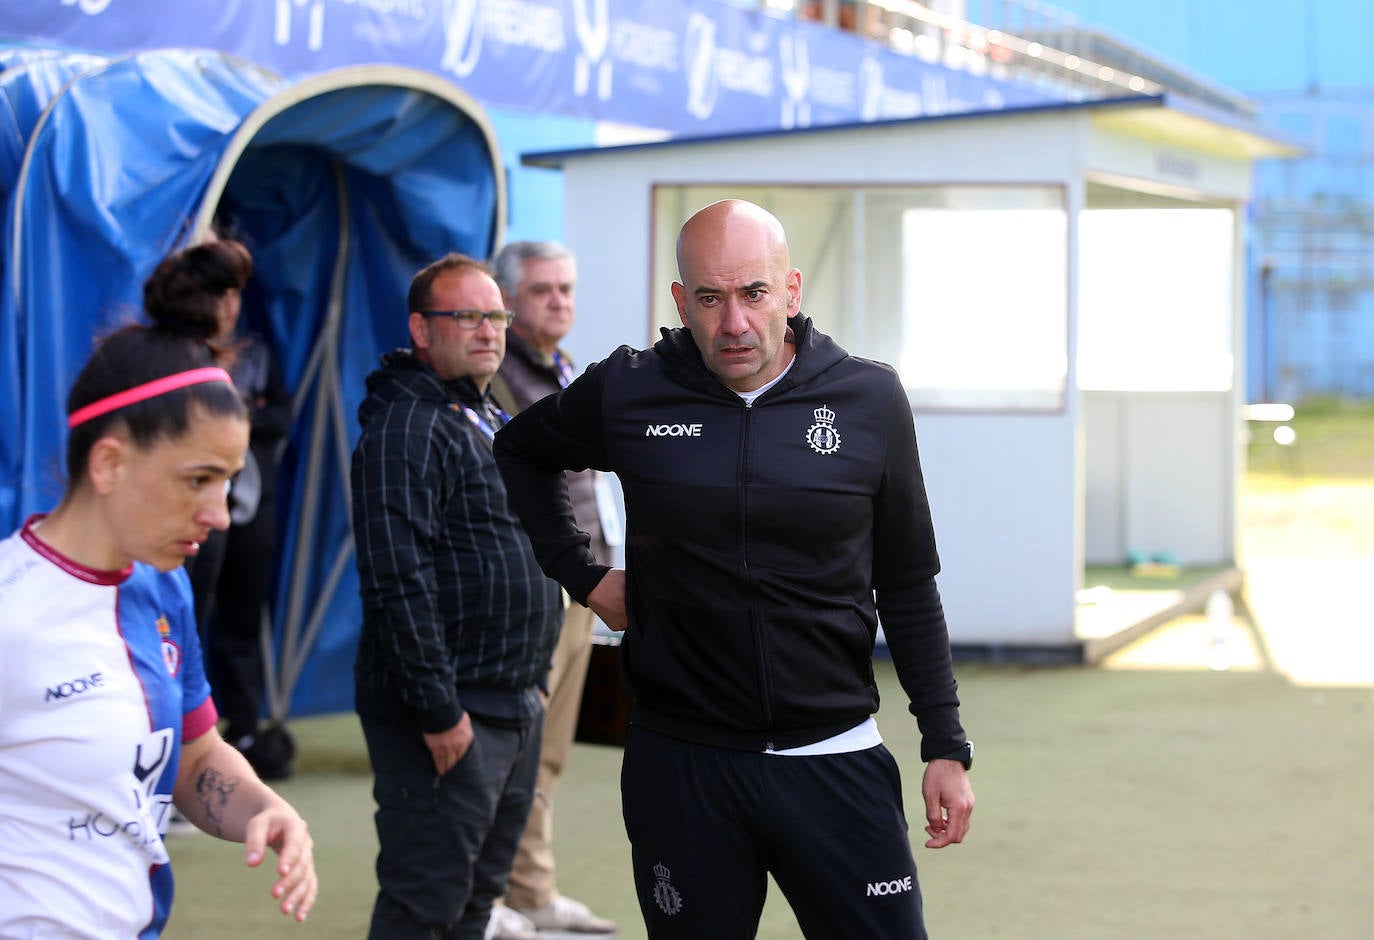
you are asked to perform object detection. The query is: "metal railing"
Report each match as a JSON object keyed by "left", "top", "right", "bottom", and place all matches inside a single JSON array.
[{"left": 742, "top": 0, "right": 1253, "bottom": 114}]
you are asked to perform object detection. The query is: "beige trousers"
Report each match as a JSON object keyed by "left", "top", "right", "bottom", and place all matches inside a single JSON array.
[{"left": 504, "top": 600, "right": 596, "bottom": 909}]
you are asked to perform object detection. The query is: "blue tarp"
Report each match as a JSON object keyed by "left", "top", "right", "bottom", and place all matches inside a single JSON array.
[{"left": 0, "top": 48, "right": 505, "bottom": 717}]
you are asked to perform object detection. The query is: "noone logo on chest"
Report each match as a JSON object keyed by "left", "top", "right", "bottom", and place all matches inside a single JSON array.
[{"left": 645, "top": 423, "right": 703, "bottom": 437}]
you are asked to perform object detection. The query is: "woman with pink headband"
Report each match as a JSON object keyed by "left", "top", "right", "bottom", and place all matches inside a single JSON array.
[{"left": 0, "top": 241, "right": 318, "bottom": 936}]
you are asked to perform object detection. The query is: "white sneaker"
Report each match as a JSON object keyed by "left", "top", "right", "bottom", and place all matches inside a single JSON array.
[
  {"left": 514, "top": 895, "right": 617, "bottom": 934},
  {"left": 486, "top": 904, "right": 540, "bottom": 940}
]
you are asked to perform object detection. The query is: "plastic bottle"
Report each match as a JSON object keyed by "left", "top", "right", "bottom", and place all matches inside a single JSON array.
[{"left": 1205, "top": 588, "right": 1233, "bottom": 672}]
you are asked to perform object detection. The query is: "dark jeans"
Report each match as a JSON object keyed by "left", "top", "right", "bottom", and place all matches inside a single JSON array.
[
  {"left": 622, "top": 726, "right": 926, "bottom": 940},
  {"left": 360, "top": 708, "right": 544, "bottom": 940}
]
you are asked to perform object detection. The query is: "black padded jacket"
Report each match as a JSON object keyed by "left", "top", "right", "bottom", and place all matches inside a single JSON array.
[{"left": 351, "top": 350, "right": 562, "bottom": 733}]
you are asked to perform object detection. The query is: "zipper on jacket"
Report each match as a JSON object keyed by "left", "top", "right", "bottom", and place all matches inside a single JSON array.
[{"left": 740, "top": 399, "right": 775, "bottom": 734}]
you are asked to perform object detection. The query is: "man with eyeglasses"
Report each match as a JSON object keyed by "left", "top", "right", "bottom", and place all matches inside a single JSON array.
[{"left": 350, "top": 253, "right": 563, "bottom": 940}]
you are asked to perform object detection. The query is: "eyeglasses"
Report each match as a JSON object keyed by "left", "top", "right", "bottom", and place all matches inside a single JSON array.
[{"left": 420, "top": 309, "right": 516, "bottom": 330}]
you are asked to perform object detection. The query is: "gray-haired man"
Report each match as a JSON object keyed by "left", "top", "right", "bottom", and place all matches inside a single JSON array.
[{"left": 486, "top": 241, "right": 618, "bottom": 938}]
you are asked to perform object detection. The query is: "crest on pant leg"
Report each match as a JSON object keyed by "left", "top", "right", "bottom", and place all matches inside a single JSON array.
[{"left": 652, "top": 862, "right": 683, "bottom": 916}]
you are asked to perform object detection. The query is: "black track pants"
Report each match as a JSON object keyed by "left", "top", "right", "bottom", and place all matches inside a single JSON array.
[{"left": 621, "top": 726, "right": 927, "bottom": 940}]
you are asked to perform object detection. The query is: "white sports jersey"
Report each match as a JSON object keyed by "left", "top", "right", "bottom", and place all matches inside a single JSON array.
[{"left": 0, "top": 517, "right": 217, "bottom": 939}]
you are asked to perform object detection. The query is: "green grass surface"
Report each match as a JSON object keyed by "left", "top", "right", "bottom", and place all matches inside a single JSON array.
[
  {"left": 1247, "top": 397, "right": 1374, "bottom": 479},
  {"left": 1082, "top": 563, "right": 1231, "bottom": 593},
  {"left": 166, "top": 660, "right": 1374, "bottom": 939}
]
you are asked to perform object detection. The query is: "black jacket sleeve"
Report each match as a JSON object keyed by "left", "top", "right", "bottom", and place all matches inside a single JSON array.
[
  {"left": 870, "top": 373, "right": 968, "bottom": 761},
  {"left": 251, "top": 342, "right": 292, "bottom": 444},
  {"left": 493, "top": 356, "right": 614, "bottom": 605},
  {"left": 351, "top": 401, "right": 463, "bottom": 732}
]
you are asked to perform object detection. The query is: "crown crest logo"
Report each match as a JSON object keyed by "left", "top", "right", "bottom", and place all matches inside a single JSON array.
[
  {"left": 806, "top": 403, "right": 841, "bottom": 455},
  {"left": 651, "top": 861, "right": 682, "bottom": 915}
]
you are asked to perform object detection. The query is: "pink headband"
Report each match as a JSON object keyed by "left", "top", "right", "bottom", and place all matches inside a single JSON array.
[{"left": 67, "top": 367, "right": 235, "bottom": 429}]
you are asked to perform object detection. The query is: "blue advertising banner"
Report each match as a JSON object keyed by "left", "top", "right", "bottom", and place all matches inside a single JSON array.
[{"left": 0, "top": 0, "right": 1055, "bottom": 136}]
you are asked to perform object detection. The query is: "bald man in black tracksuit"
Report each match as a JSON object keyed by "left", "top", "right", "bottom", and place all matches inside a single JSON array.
[{"left": 494, "top": 200, "right": 974, "bottom": 940}]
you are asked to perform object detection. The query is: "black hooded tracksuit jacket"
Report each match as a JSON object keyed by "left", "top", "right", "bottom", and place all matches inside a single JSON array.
[{"left": 493, "top": 315, "right": 967, "bottom": 760}]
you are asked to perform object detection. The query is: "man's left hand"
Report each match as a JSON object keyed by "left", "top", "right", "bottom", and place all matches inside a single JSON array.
[
  {"left": 921, "top": 758, "right": 974, "bottom": 848},
  {"left": 587, "top": 568, "right": 627, "bottom": 631}
]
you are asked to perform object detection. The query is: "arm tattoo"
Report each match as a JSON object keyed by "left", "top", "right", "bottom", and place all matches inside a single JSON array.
[{"left": 194, "top": 767, "right": 242, "bottom": 837}]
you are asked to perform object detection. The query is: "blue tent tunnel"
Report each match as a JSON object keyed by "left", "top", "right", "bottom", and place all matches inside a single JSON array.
[{"left": 1, "top": 49, "right": 507, "bottom": 719}]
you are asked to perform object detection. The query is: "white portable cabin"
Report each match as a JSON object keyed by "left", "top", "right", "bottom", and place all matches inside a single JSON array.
[{"left": 526, "top": 95, "right": 1298, "bottom": 661}]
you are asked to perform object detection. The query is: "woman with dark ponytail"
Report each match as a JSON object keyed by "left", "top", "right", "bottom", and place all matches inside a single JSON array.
[{"left": 0, "top": 240, "right": 318, "bottom": 936}]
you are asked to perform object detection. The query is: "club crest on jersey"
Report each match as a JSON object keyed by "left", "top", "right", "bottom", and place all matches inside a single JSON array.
[
  {"left": 157, "top": 615, "right": 181, "bottom": 676},
  {"left": 805, "top": 404, "right": 841, "bottom": 455}
]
